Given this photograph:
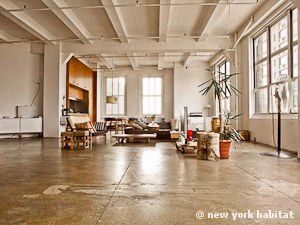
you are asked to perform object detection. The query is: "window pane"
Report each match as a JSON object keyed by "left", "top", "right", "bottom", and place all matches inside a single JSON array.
[
  {"left": 119, "top": 77, "right": 125, "bottom": 95},
  {"left": 293, "top": 45, "right": 298, "bottom": 78},
  {"left": 255, "top": 61, "right": 268, "bottom": 87},
  {"left": 106, "top": 77, "right": 126, "bottom": 115},
  {"left": 270, "top": 17, "right": 288, "bottom": 53},
  {"left": 271, "top": 50, "right": 288, "bottom": 82},
  {"left": 292, "top": 9, "right": 298, "bottom": 42},
  {"left": 254, "top": 32, "right": 267, "bottom": 61},
  {"left": 106, "top": 78, "right": 112, "bottom": 96},
  {"left": 149, "top": 78, "right": 155, "bottom": 95},
  {"left": 155, "top": 78, "right": 161, "bottom": 95},
  {"left": 118, "top": 96, "right": 125, "bottom": 115},
  {"left": 148, "top": 96, "right": 155, "bottom": 114},
  {"left": 112, "top": 78, "right": 118, "bottom": 95},
  {"left": 142, "top": 77, "right": 162, "bottom": 115},
  {"left": 292, "top": 80, "right": 298, "bottom": 113},
  {"left": 143, "top": 96, "right": 149, "bottom": 115},
  {"left": 155, "top": 97, "right": 162, "bottom": 114},
  {"left": 106, "top": 104, "right": 112, "bottom": 115},
  {"left": 255, "top": 88, "right": 268, "bottom": 113}
]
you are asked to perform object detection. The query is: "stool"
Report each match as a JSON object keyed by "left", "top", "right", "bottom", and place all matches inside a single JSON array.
[
  {"left": 74, "top": 131, "right": 90, "bottom": 149},
  {"left": 61, "top": 132, "right": 75, "bottom": 150}
]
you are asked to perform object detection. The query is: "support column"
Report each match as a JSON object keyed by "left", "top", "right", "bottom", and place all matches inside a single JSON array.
[
  {"left": 43, "top": 43, "right": 62, "bottom": 137},
  {"left": 297, "top": 4, "right": 300, "bottom": 159},
  {"left": 96, "top": 64, "right": 102, "bottom": 121}
]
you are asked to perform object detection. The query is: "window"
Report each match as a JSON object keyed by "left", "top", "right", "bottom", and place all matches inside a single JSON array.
[
  {"left": 106, "top": 77, "right": 125, "bottom": 115},
  {"left": 253, "top": 8, "right": 298, "bottom": 114},
  {"left": 217, "top": 60, "right": 231, "bottom": 113},
  {"left": 142, "top": 77, "right": 162, "bottom": 115}
]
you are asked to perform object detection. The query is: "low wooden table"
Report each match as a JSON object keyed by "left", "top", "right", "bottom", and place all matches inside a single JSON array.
[{"left": 112, "top": 134, "right": 157, "bottom": 143}]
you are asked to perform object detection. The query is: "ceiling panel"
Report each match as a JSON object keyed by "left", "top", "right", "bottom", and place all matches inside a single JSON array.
[
  {"left": 115, "top": 0, "right": 159, "bottom": 36},
  {"left": 0, "top": 13, "right": 37, "bottom": 40}
]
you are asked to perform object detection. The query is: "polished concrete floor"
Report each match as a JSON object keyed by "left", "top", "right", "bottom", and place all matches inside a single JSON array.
[{"left": 0, "top": 137, "right": 299, "bottom": 225}]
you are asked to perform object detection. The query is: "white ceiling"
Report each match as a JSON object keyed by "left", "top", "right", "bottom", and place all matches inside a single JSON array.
[{"left": 0, "top": 0, "right": 267, "bottom": 70}]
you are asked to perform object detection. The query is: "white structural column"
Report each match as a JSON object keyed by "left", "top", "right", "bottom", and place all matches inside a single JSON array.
[
  {"left": 44, "top": 43, "right": 62, "bottom": 137},
  {"left": 184, "top": 0, "right": 222, "bottom": 66},
  {"left": 158, "top": 0, "right": 171, "bottom": 70},
  {"left": 41, "top": 0, "right": 93, "bottom": 44},
  {"left": 101, "top": 0, "right": 139, "bottom": 70},
  {"left": 0, "top": 0, "right": 56, "bottom": 42},
  {"left": 297, "top": 1, "right": 300, "bottom": 159}
]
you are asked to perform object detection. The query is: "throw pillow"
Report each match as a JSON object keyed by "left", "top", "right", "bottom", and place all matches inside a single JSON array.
[
  {"left": 75, "top": 122, "right": 90, "bottom": 131},
  {"left": 136, "top": 120, "right": 148, "bottom": 129},
  {"left": 129, "top": 121, "right": 143, "bottom": 130}
]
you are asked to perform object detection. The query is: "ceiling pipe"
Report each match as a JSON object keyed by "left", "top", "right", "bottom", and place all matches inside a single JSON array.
[
  {"left": 0, "top": 34, "right": 229, "bottom": 44},
  {"left": 77, "top": 53, "right": 214, "bottom": 59},
  {"left": 0, "top": 1, "right": 260, "bottom": 13}
]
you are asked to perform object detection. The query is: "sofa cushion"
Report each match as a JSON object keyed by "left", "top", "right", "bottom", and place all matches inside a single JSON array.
[
  {"left": 75, "top": 122, "right": 90, "bottom": 131},
  {"left": 129, "top": 121, "right": 143, "bottom": 130},
  {"left": 136, "top": 120, "right": 148, "bottom": 129}
]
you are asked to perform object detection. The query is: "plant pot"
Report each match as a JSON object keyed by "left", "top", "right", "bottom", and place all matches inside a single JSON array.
[{"left": 219, "top": 140, "right": 232, "bottom": 159}]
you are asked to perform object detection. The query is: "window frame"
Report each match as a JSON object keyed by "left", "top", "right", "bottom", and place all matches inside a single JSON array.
[
  {"left": 141, "top": 76, "right": 163, "bottom": 116},
  {"left": 104, "top": 76, "right": 127, "bottom": 116},
  {"left": 216, "top": 60, "right": 231, "bottom": 114},
  {"left": 252, "top": 8, "right": 298, "bottom": 115}
]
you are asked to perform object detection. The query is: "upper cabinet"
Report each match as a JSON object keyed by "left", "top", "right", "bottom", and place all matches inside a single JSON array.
[{"left": 67, "top": 57, "right": 93, "bottom": 91}]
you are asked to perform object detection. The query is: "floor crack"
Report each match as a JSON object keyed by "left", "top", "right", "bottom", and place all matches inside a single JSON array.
[{"left": 95, "top": 149, "right": 138, "bottom": 225}]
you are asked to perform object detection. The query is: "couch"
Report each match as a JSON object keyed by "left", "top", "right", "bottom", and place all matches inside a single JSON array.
[{"left": 125, "top": 122, "right": 172, "bottom": 140}]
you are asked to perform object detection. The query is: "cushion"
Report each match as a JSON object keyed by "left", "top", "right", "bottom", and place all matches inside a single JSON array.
[
  {"left": 75, "top": 122, "right": 90, "bottom": 131},
  {"left": 136, "top": 120, "right": 148, "bottom": 129},
  {"left": 68, "top": 115, "right": 91, "bottom": 130},
  {"left": 129, "top": 121, "right": 143, "bottom": 130}
]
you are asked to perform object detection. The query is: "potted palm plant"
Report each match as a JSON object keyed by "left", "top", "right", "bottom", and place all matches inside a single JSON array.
[
  {"left": 198, "top": 69, "right": 242, "bottom": 159},
  {"left": 219, "top": 113, "right": 244, "bottom": 159}
]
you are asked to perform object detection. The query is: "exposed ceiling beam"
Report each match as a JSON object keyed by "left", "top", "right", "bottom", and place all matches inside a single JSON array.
[
  {"left": 62, "top": 38, "right": 231, "bottom": 55},
  {"left": 41, "top": 0, "right": 93, "bottom": 44},
  {"left": 158, "top": 0, "right": 171, "bottom": 70},
  {"left": 159, "top": 0, "right": 171, "bottom": 42},
  {"left": 101, "top": 0, "right": 139, "bottom": 70},
  {"left": 0, "top": 0, "right": 56, "bottom": 42},
  {"left": 97, "top": 55, "right": 114, "bottom": 70},
  {"left": 0, "top": 28, "right": 21, "bottom": 41},
  {"left": 184, "top": 0, "right": 223, "bottom": 66}
]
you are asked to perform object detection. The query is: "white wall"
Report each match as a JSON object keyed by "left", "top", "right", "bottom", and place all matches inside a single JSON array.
[
  {"left": 173, "top": 62, "right": 214, "bottom": 117},
  {"left": 102, "top": 67, "right": 174, "bottom": 119},
  {"left": 0, "top": 43, "right": 44, "bottom": 118}
]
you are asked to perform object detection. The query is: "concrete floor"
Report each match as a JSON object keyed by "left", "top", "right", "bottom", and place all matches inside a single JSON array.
[{"left": 0, "top": 138, "right": 299, "bottom": 225}]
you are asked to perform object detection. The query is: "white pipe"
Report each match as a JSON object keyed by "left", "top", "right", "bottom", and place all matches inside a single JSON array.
[
  {"left": 0, "top": 34, "right": 229, "bottom": 44},
  {"left": 1, "top": 1, "right": 260, "bottom": 12}
]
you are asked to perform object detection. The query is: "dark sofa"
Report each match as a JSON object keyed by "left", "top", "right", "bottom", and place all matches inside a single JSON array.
[{"left": 125, "top": 122, "right": 172, "bottom": 140}]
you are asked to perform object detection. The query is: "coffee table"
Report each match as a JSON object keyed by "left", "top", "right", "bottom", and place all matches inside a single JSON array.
[{"left": 112, "top": 134, "right": 157, "bottom": 143}]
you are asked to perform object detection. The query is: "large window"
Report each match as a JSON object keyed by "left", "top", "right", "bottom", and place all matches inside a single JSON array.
[
  {"left": 217, "top": 60, "right": 231, "bottom": 113},
  {"left": 253, "top": 8, "right": 298, "bottom": 114},
  {"left": 106, "top": 77, "right": 125, "bottom": 115},
  {"left": 142, "top": 77, "right": 162, "bottom": 115}
]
